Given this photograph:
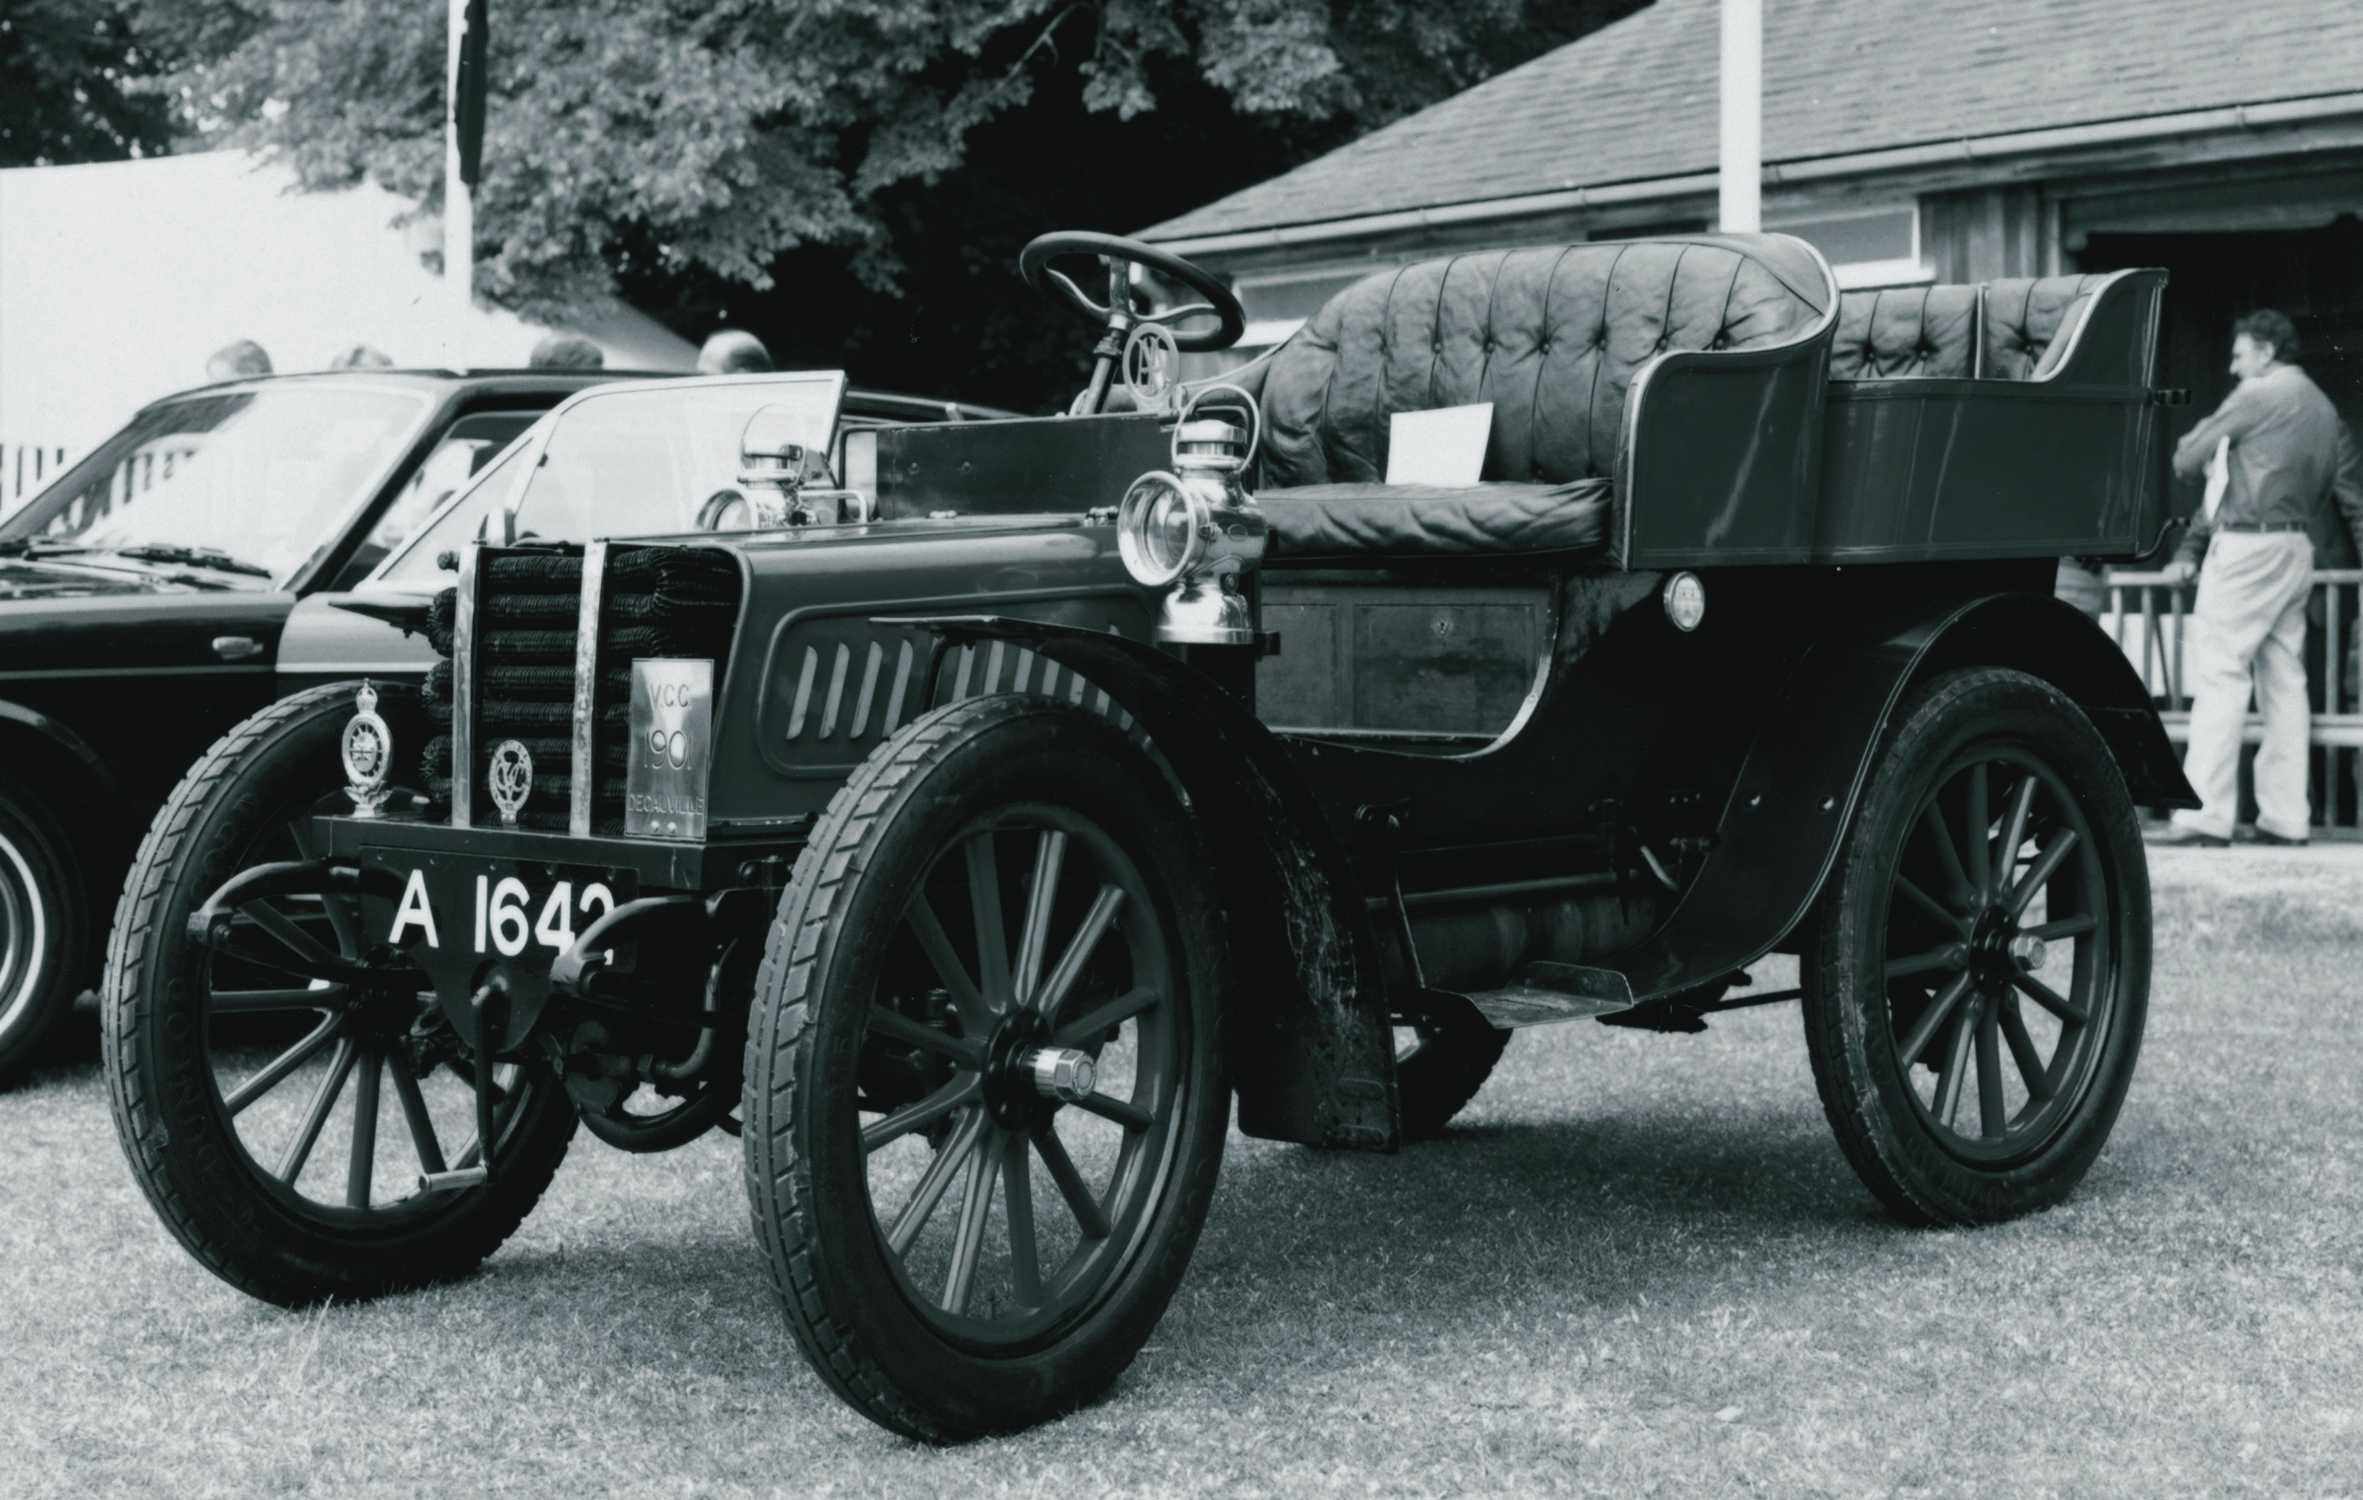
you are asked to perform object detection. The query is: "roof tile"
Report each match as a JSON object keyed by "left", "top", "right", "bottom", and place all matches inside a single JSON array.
[{"left": 1145, "top": 0, "right": 2363, "bottom": 241}]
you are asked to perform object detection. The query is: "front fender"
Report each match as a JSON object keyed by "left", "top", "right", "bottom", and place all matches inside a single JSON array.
[
  {"left": 894, "top": 614, "right": 1400, "bottom": 1152},
  {"left": 1596, "top": 591, "right": 2193, "bottom": 1004}
]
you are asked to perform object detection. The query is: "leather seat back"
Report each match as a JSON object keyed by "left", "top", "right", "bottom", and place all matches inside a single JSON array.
[
  {"left": 1828, "top": 273, "right": 2108, "bottom": 381},
  {"left": 1243, "top": 237, "right": 1831, "bottom": 490},
  {"left": 1982, "top": 274, "right": 2108, "bottom": 380},
  {"left": 1830, "top": 285, "right": 1980, "bottom": 379}
]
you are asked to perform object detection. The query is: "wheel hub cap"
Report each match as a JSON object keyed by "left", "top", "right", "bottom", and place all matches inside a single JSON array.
[
  {"left": 981, "top": 1007, "right": 1055, "bottom": 1126},
  {"left": 1022, "top": 1046, "right": 1097, "bottom": 1101}
]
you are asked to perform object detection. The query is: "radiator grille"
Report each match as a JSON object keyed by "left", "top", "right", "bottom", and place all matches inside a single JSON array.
[{"left": 420, "top": 546, "right": 741, "bottom": 832}]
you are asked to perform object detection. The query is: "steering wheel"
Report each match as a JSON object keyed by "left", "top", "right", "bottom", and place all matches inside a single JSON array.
[{"left": 1020, "top": 231, "right": 1246, "bottom": 355}]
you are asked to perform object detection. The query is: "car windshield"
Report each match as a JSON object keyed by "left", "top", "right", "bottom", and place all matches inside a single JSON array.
[
  {"left": 0, "top": 384, "right": 430, "bottom": 586},
  {"left": 505, "top": 373, "right": 847, "bottom": 543},
  {"left": 375, "top": 431, "right": 540, "bottom": 584}
]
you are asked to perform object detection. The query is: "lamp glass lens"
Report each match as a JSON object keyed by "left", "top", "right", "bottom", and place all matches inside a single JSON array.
[{"left": 1145, "top": 489, "right": 1194, "bottom": 574}]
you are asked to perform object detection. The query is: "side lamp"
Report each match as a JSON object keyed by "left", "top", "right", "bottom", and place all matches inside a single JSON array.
[{"left": 1115, "top": 382, "right": 1267, "bottom": 646}]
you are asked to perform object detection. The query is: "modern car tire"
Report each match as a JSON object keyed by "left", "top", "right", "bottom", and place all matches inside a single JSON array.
[
  {"left": 1802, "top": 667, "right": 2149, "bottom": 1226},
  {"left": 745, "top": 694, "right": 1230, "bottom": 1442},
  {"left": 0, "top": 784, "right": 85, "bottom": 1082},
  {"left": 1392, "top": 992, "right": 1510, "bottom": 1140},
  {"left": 104, "top": 681, "right": 576, "bottom": 1305}
]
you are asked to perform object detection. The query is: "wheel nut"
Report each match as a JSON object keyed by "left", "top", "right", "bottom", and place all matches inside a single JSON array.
[
  {"left": 2008, "top": 934, "right": 2046, "bottom": 973},
  {"left": 1024, "top": 1046, "right": 1097, "bottom": 1102}
]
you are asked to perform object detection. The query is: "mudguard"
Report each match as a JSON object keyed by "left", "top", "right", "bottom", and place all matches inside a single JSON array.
[
  {"left": 1595, "top": 591, "right": 2195, "bottom": 1005},
  {"left": 894, "top": 614, "right": 1401, "bottom": 1152}
]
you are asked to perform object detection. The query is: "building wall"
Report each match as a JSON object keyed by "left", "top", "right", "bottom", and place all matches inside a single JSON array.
[{"left": 1920, "top": 184, "right": 2055, "bottom": 281}]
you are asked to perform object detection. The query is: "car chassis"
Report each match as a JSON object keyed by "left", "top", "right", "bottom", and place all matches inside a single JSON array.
[{"left": 108, "top": 229, "right": 2195, "bottom": 1441}]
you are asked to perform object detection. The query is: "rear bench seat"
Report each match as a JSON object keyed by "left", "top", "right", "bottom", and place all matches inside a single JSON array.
[
  {"left": 1828, "top": 274, "right": 2108, "bottom": 381},
  {"left": 1224, "top": 235, "right": 1832, "bottom": 562}
]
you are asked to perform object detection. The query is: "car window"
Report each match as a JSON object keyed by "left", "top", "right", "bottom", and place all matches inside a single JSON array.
[
  {"left": 0, "top": 385, "right": 430, "bottom": 585},
  {"left": 330, "top": 412, "right": 539, "bottom": 590}
]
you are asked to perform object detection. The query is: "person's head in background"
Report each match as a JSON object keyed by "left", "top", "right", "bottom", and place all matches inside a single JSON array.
[
  {"left": 528, "top": 333, "right": 606, "bottom": 370},
  {"left": 697, "top": 329, "right": 773, "bottom": 374},
  {"left": 329, "top": 344, "right": 394, "bottom": 370},
  {"left": 2229, "top": 309, "right": 2298, "bottom": 383},
  {"left": 206, "top": 339, "right": 273, "bottom": 381}
]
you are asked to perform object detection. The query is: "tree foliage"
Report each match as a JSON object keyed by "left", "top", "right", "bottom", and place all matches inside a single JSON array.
[
  {"left": 132, "top": 0, "right": 1638, "bottom": 405},
  {"left": 1, "top": 0, "right": 174, "bottom": 166}
]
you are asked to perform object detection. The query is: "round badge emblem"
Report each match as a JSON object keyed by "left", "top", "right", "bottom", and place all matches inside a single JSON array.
[
  {"left": 1122, "top": 322, "right": 1181, "bottom": 412},
  {"left": 488, "top": 739, "right": 535, "bottom": 826},
  {"left": 340, "top": 681, "right": 394, "bottom": 817}
]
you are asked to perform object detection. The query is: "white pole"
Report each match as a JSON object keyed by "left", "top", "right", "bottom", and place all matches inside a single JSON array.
[
  {"left": 1718, "top": 0, "right": 1762, "bottom": 233},
  {"left": 443, "top": 0, "right": 474, "bottom": 370}
]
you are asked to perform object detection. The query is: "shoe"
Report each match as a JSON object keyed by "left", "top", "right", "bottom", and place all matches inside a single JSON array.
[
  {"left": 2145, "top": 825, "right": 2229, "bottom": 848},
  {"left": 2250, "top": 829, "right": 2310, "bottom": 848}
]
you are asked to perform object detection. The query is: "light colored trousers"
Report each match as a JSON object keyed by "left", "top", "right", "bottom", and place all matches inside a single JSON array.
[{"left": 2172, "top": 530, "right": 2315, "bottom": 840}]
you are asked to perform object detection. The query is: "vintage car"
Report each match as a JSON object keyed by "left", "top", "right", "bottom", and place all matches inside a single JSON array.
[{"left": 103, "top": 231, "right": 2194, "bottom": 1442}]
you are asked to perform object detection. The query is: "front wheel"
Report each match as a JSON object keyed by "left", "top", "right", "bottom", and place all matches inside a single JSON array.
[
  {"left": 103, "top": 682, "right": 576, "bottom": 1306},
  {"left": 1802, "top": 667, "right": 2149, "bottom": 1226},
  {"left": 744, "top": 695, "right": 1229, "bottom": 1442}
]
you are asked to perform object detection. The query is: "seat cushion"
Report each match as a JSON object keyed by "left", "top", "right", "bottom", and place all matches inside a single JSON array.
[
  {"left": 1262, "top": 477, "right": 1611, "bottom": 562},
  {"left": 1239, "top": 236, "right": 1830, "bottom": 492}
]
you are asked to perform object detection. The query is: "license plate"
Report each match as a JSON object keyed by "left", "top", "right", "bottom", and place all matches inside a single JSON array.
[{"left": 366, "top": 854, "right": 636, "bottom": 964}]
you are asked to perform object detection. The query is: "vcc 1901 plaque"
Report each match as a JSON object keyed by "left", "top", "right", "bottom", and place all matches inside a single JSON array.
[{"left": 626, "top": 658, "right": 715, "bottom": 840}]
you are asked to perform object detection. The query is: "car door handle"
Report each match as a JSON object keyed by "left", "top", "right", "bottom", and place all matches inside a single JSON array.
[{"left": 212, "top": 635, "right": 264, "bottom": 661}]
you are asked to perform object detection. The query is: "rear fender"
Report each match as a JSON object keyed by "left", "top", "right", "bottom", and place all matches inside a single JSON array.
[
  {"left": 895, "top": 614, "right": 1400, "bottom": 1152},
  {"left": 1602, "top": 592, "right": 2193, "bottom": 1003}
]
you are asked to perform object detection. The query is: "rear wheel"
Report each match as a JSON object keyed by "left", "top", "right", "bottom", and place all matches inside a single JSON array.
[
  {"left": 0, "top": 784, "right": 85, "bottom": 1082},
  {"left": 103, "top": 682, "right": 575, "bottom": 1305},
  {"left": 745, "top": 695, "right": 1228, "bottom": 1442},
  {"left": 1803, "top": 667, "right": 2148, "bottom": 1225}
]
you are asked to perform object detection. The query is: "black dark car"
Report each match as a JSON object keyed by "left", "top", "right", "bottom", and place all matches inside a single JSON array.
[{"left": 0, "top": 369, "right": 622, "bottom": 1076}]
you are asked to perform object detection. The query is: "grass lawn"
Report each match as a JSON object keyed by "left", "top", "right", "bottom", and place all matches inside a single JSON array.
[{"left": 3, "top": 846, "right": 2358, "bottom": 1496}]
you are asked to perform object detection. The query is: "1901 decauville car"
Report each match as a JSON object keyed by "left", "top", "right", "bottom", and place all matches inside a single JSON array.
[{"left": 105, "top": 229, "right": 2195, "bottom": 1441}]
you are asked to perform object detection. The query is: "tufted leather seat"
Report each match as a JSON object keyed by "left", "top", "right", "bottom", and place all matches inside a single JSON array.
[
  {"left": 1224, "top": 236, "right": 1830, "bottom": 560},
  {"left": 1829, "top": 285, "right": 1980, "bottom": 379},
  {"left": 1829, "top": 274, "right": 2108, "bottom": 382},
  {"left": 1982, "top": 274, "right": 2108, "bottom": 380}
]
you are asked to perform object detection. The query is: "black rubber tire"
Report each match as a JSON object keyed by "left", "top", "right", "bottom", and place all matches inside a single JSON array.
[
  {"left": 1393, "top": 994, "right": 1510, "bottom": 1140},
  {"left": 744, "top": 694, "right": 1230, "bottom": 1443},
  {"left": 1801, "top": 667, "right": 2150, "bottom": 1226},
  {"left": 103, "top": 681, "right": 576, "bottom": 1306},
  {"left": 0, "top": 782, "right": 87, "bottom": 1083}
]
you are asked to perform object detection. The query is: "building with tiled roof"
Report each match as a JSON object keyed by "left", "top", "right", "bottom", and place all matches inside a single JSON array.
[{"left": 1143, "top": 0, "right": 2363, "bottom": 440}]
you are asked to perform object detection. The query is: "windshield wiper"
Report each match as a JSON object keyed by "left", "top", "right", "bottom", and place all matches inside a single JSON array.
[
  {"left": 103, "top": 544, "right": 275, "bottom": 578},
  {"left": 0, "top": 537, "right": 96, "bottom": 559}
]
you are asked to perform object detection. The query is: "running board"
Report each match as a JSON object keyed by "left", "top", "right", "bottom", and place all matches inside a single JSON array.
[{"left": 1461, "top": 962, "right": 1637, "bottom": 1030}]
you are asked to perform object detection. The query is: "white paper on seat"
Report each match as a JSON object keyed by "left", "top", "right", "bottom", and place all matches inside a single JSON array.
[{"left": 1387, "top": 403, "right": 1493, "bottom": 486}]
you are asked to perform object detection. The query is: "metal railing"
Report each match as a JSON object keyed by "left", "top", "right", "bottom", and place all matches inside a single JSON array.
[{"left": 2104, "top": 567, "right": 2363, "bottom": 835}]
